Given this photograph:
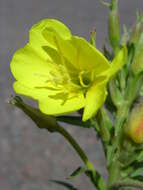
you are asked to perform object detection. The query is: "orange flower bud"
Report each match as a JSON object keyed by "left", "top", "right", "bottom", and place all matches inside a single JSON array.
[{"left": 125, "top": 103, "right": 143, "bottom": 143}]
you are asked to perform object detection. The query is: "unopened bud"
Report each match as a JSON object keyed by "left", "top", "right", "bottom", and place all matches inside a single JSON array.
[
  {"left": 132, "top": 33, "right": 143, "bottom": 75},
  {"left": 125, "top": 103, "right": 143, "bottom": 144},
  {"left": 9, "top": 96, "right": 59, "bottom": 132},
  {"left": 130, "top": 12, "right": 143, "bottom": 44},
  {"left": 121, "top": 25, "right": 129, "bottom": 46},
  {"left": 108, "top": 0, "right": 120, "bottom": 53}
]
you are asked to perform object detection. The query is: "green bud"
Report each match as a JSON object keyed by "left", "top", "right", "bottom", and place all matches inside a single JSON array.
[
  {"left": 96, "top": 107, "right": 112, "bottom": 143},
  {"left": 125, "top": 103, "right": 143, "bottom": 144},
  {"left": 109, "top": 79, "right": 123, "bottom": 108},
  {"left": 9, "top": 96, "right": 59, "bottom": 132},
  {"left": 132, "top": 33, "right": 143, "bottom": 75},
  {"left": 121, "top": 25, "right": 129, "bottom": 46},
  {"left": 124, "top": 74, "right": 143, "bottom": 104},
  {"left": 108, "top": 0, "right": 120, "bottom": 54},
  {"left": 130, "top": 12, "right": 143, "bottom": 44}
]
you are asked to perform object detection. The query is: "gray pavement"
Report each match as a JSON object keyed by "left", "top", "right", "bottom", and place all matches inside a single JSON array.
[{"left": 1, "top": 0, "right": 143, "bottom": 189}]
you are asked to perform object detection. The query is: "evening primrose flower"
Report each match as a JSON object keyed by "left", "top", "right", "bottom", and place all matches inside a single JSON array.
[{"left": 10, "top": 19, "right": 126, "bottom": 121}]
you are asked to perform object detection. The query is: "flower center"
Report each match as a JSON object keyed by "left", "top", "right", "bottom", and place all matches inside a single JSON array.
[{"left": 78, "top": 71, "right": 94, "bottom": 88}]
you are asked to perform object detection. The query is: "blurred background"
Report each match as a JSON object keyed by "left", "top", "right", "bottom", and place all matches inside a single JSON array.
[{"left": 1, "top": 0, "right": 143, "bottom": 189}]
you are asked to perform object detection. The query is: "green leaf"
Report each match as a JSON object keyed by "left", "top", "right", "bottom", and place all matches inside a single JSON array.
[
  {"left": 133, "top": 175, "right": 143, "bottom": 181},
  {"left": 103, "top": 45, "right": 112, "bottom": 60},
  {"left": 50, "top": 180, "right": 78, "bottom": 190},
  {"left": 130, "top": 168, "right": 143, "bottom": 178},
  {"left": 106, "top": 145, "right": 113, "bottom": 167},
  {"left": 56, "top": 115, "right": 91, "bottom": 128},
  {"left": 136, "top": 150, "right": 143, "bottom": 162},
  {"left": 85, "top": 170, "right": 107, "bottom": 190},
  {"left": 108, "top": 46, "right": 127, "bottom": 78},
  {"left": 68, "top": 166, "right": 86, "bottom": 180}
]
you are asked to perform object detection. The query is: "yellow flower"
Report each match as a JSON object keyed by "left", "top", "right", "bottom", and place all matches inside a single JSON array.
[{"left": 10, "top": 19, "right": 127, "bottom": 121}]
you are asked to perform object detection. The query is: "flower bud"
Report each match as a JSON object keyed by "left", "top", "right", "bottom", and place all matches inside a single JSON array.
[
  {"left": 132, "top": 33, "right": 143, "bottom": 75},
  {"left": 130, "top": 12, "right": 143, "bottom": 45},
  {"left": 9, "top": 96, "right": 59, "bottom": 132},
  {"left": 108, "top": 0, "right": 120, "bottom": 53},
  {"left": 125, "top": 103, "right": 143, "bottom": 143}
]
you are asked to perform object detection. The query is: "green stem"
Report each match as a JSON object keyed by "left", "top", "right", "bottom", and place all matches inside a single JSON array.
[
  {"left": 107, "top": 161, "right": 121, "bottom": 190},
  {"left": 108, "top": 74, "right": 143, "bottom": 188},
  {"left": 113, "top": 179, "right": 143, "bottom": 189},
  {"left": 108, "top": 0, "right": 120, "bottom": 55},
  {"left": 55, "top": 125, "right": 107, "bottom": 190},
  {"left": 56, "top": 126, "right": 89, "bottom": 166},
  {"left": 107, "top": 102, "right": 129, "bottom": 189}
]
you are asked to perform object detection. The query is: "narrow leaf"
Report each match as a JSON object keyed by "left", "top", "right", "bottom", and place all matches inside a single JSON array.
[
  {"left": 130, "top": 168, "right": 143, "bottom": 177},
  {"left": 68, "top": 166, "right": 86, "bottom": 180},
  {"left": 56, "top": 115, "right": 91, "bottom": 128},
  {"left": 50, "top": 180, "right": 77, "bottom": 190}
]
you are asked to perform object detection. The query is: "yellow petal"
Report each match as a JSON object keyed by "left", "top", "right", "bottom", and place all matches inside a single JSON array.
[
  {"left": 30, "top": 19, "right": 72, "bottom": 57},
  {"left": 39, "top": 94, "right": 85, "bottom": 115},
  {"left": 10, "top": 44, "right": 55, "bottom": 87},
  {"left": 43, "top": 29, "right": 78, "bottom": 68},
  {"left": 70, "top": 36, "right": 110, "bottom": 73},
  {"left": 82, "top": 81, "right": 107, "bottom": 121},
  {"left": 13, "top": 81, "right": 55, "bottom": 99},
  {"left": 105, "top": 46, "right": 127, "bottom": 78},
  {"left": 14, "top": 82, "right": 85, "bottom": 115}
]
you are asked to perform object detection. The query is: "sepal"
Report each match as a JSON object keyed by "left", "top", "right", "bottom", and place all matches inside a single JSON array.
[{"left": 9, "top": 96, "right": 59, "bottom": 132}]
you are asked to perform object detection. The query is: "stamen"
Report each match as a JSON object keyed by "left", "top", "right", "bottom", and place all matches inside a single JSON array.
[{"left": 79, "top": 71, "right": 90, "bottom": 88}]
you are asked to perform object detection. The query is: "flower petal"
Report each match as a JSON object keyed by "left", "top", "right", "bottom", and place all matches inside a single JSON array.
[
  {"left": 43, "top": 29, "right": 78, "bottom": 68},
  {"left": 106, "top": 46, "right": 127, "bottom": 78},
  {"left": 14, "top": 82, "right": 85, "bottom": 115},
  {"left": 70, "top": 36, "right": 110, "bottom": 73},
  {"left": 10, "top": 44, "right": 55, "bottom": 87},
  {"left": 30, "top": 19, "right": 72, "bottom": 57},
  {"left": 13, "top": 81, "right": 57, "bottom": 98},
  {"left": 39, "top": 93, "right": 85, "bottom": 115},
  {"left": 82, "top": 81, "right": 107, "bottom": 121},
  {"left": 42, "top": 32, "right": 110, "bottom": 73}
]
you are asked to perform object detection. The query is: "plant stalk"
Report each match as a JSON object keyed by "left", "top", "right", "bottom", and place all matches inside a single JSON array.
[
  {"left": 113, "top": 179, "right": 143, "bottom": 189},
  {"left": 55, "top": 125, "right": 107, "bottom": 190}
]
